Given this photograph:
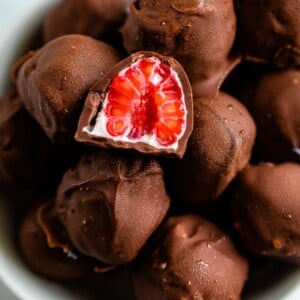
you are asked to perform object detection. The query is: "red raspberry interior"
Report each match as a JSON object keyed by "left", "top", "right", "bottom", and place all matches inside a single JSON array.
[{"left": 104, "top": 57, "right": 186, "bottom": 147}]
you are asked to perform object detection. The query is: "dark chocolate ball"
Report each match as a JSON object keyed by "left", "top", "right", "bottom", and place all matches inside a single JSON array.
[
  {"left": 122, "top": 0, "right": 237, "bottom": 97},
  {"left": 133, "top": 214, "right": 249, "bottom": 300},
  {"left": 246, "top": 69, "right": 300, "bottom": 163},
  {"left": 165, "top": 92, "right": 256, "bottom": 205},
  {"left": 16, "top": 34, "right": 121, "bottom": 143},
  {"left": 19, "top": 202, "right": 95, "bottom": 280},
  {"left": 43, "top": 0, "right": 127, "bottom": 43},
  {"left": 235, "top": 0, "right": 300, "bottom": 68},
  {"left": 0, "top": 91, "right": 51, "bottom": 186},
  {"left": 232, "top": 163, "right": 300, "bottom": 264},
  {"left": 55, "top": 150, "right": 170, "bottom": 264}
]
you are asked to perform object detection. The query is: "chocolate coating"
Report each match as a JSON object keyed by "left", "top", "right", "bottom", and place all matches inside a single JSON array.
[
  {"left": 122, "top": 0, "right": 237, "bottom": 97},
  {"left": 43, "top": 0, "right": 127, "bottom": 42},
  {"left": 133, "top": 214, "right": 249, "bottom": 300},
  {"left": 246, "top": 69, "right": 300, "bottom": 163},
  {"left": 236, "top": 0, "right": 300, "bottom": 68},
  {"left": 75, "top": 51, "right": 193, "bottom": 158},
  {"left": 0, "top": 91, "right": 51, "bottom": 186},
  {"left": 55, "top": 150, "right": 170, "bottom": 264},
  {"left": 165, "top": 92, "right": 256, "bottom": 205},
  {"left": 16, "top": 34, "right": 121, "bottom": 143},
  {"left": 19, "top": 203, "right": 95, "bottom": 280},
  {"left": 232, "top": 163, "right": 300, "bottom": 264}
]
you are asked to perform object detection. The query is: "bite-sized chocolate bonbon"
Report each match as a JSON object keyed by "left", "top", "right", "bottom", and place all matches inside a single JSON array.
[
  {"left": 245, "top": 69, "right": 300, "bottom": 163},
  {"left": 0, "top": 91, "right": 51, "bottom": 186},
  {"left": 43, "top": 0, "right": 127, "bottom": 42},
  {"left": 165, "top": 92, "right": 256, "bottom": 205},
  {"left": 76, "top": 51, "right": 193, "bottom": 158},
  {"left": 19, "top": 203, "right": 96, "bottom": 280},
  {"left": 16, "top": 34, "right": 121, "bottom": 143},
  {"left": 133, "top": 214, "right": 249, "bottom": 300},
  {"left": 55, "top": 150, "right": 170, "bottom": 264},
  {"left": 235, "top": 0, "right": 300, "bottom": 68},
  {"left": 232, "top": 163, "right": 300, "bottom": 264},
  {"left": 122, "top": 0, "right": 238, "bottom": 97}
]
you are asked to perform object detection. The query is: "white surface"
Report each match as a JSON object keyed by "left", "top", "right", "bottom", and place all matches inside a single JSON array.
[
  {"left": 0, "top": 280, "right": 18, "bottom": 300},
  {"left": 0, "top": 1, "right": 299, "bottom": 300}
]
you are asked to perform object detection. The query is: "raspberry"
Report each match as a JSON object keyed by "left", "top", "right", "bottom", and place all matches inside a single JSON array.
[{"left": 76, "top": 52, "right": 193, "bottom": 157}]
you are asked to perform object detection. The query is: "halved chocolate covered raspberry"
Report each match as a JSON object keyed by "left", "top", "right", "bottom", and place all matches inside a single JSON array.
[{"left": 75, "top": 51, "right": 193, "bottom": 158}]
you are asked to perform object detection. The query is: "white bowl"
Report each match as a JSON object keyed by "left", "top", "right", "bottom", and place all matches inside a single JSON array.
[{"left": 0, "top": 1, "right": 299, "bottom": 299}]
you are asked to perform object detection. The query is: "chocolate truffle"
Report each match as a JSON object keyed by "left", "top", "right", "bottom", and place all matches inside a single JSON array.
[
  {"left": 0, "top": 91, "right": 51, "bottom": 186},
  {"left": 16, "top": 34, "right": 121, "bottom": 143},
  {"left": 19, "top": 203, "right": 95, "bottom": 280},
  {"left": 122, "top": 0, "right": 238, "bottom": 97},
  {"left": 245, "top": 69, "right": 300, "bottom": 163},
  {"left": 75, "top": 51, "right": 193, "bottom": 158},
  {"left": 43, "top": 0, "right": 127, "bottom": 42},
  {"left": 133, "top": 214, "right": 249, "bottom": 300},
  {"left": 232, "top": 163, "right": 300, "bottom": 264},
  {"left": 55, "top": 150, "right": 170, "bottom": 264},
  {"left": 165, "top": 92, "right": 256, "bottom": 205},
  {"left": 235, "top": 0, "right": 300, "bottom": 68}
]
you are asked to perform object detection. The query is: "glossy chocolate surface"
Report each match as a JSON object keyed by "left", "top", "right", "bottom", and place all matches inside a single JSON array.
[
  {"left": 245, "top": 69, "right": 300, "bottom": 163},
  {"left": 16, "top": 34, "right": 121, "bottom": 143},
  {"left": 19, "top": 203, "right": 95, "bottom": 280},
  {"left": 232, "top": 163, "right": 300, "bottom": 264},
  {"left": 236, "top": 0, "right": 300, "bottom": 67},
  {"left": 165, "top": 92, "right": 256, "bottom": 205},
  {"left": 122, "top": 0, "right": 238, "bottom": 97},
  {"left": 55, "top": 150, "right": 170, "bottom": 264},
  {"left": 133, "top": 214, "right": 249, "bottom": 300}
]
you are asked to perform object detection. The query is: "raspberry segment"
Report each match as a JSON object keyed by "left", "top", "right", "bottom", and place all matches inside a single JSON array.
[{"left": 103, "top": 57, "right": 186, "bottom": 147}]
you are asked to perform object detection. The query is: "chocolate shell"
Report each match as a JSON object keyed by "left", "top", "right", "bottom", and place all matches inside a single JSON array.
[
  {"left": 232, "top": 163, "right": 300, "bottom": 264},
  {"left": 16, "top": 34, "right": 121, "bottom": 143},
  {"left": 133, "top": 214, "right": 249, "bottom": 300},
  {"left": 75, "top": 51, "right": 193, "bottom": 158},
  {"left": 122, "top": 0, "right": 238, "bottom": 97},
  {"left": 43, "top": 0, "right": 127, "bottom": 43},
  {"left": 55, "top": 150, "right": 170, "bottom": 264},
  {"left": 19, "top": 203, "right": 96, "bottom": 280},
  {"left": 0, "top": 91, "right": 51, "bottom": 186},
  {"left": 165, "top": 92, "right": 256, "bottom": 205},
  {"left": 235, "top": 0, "right": 300, "bottom": 68},
  {"left": 245, "top": 69, "right": 300, "bottom": 163}
]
